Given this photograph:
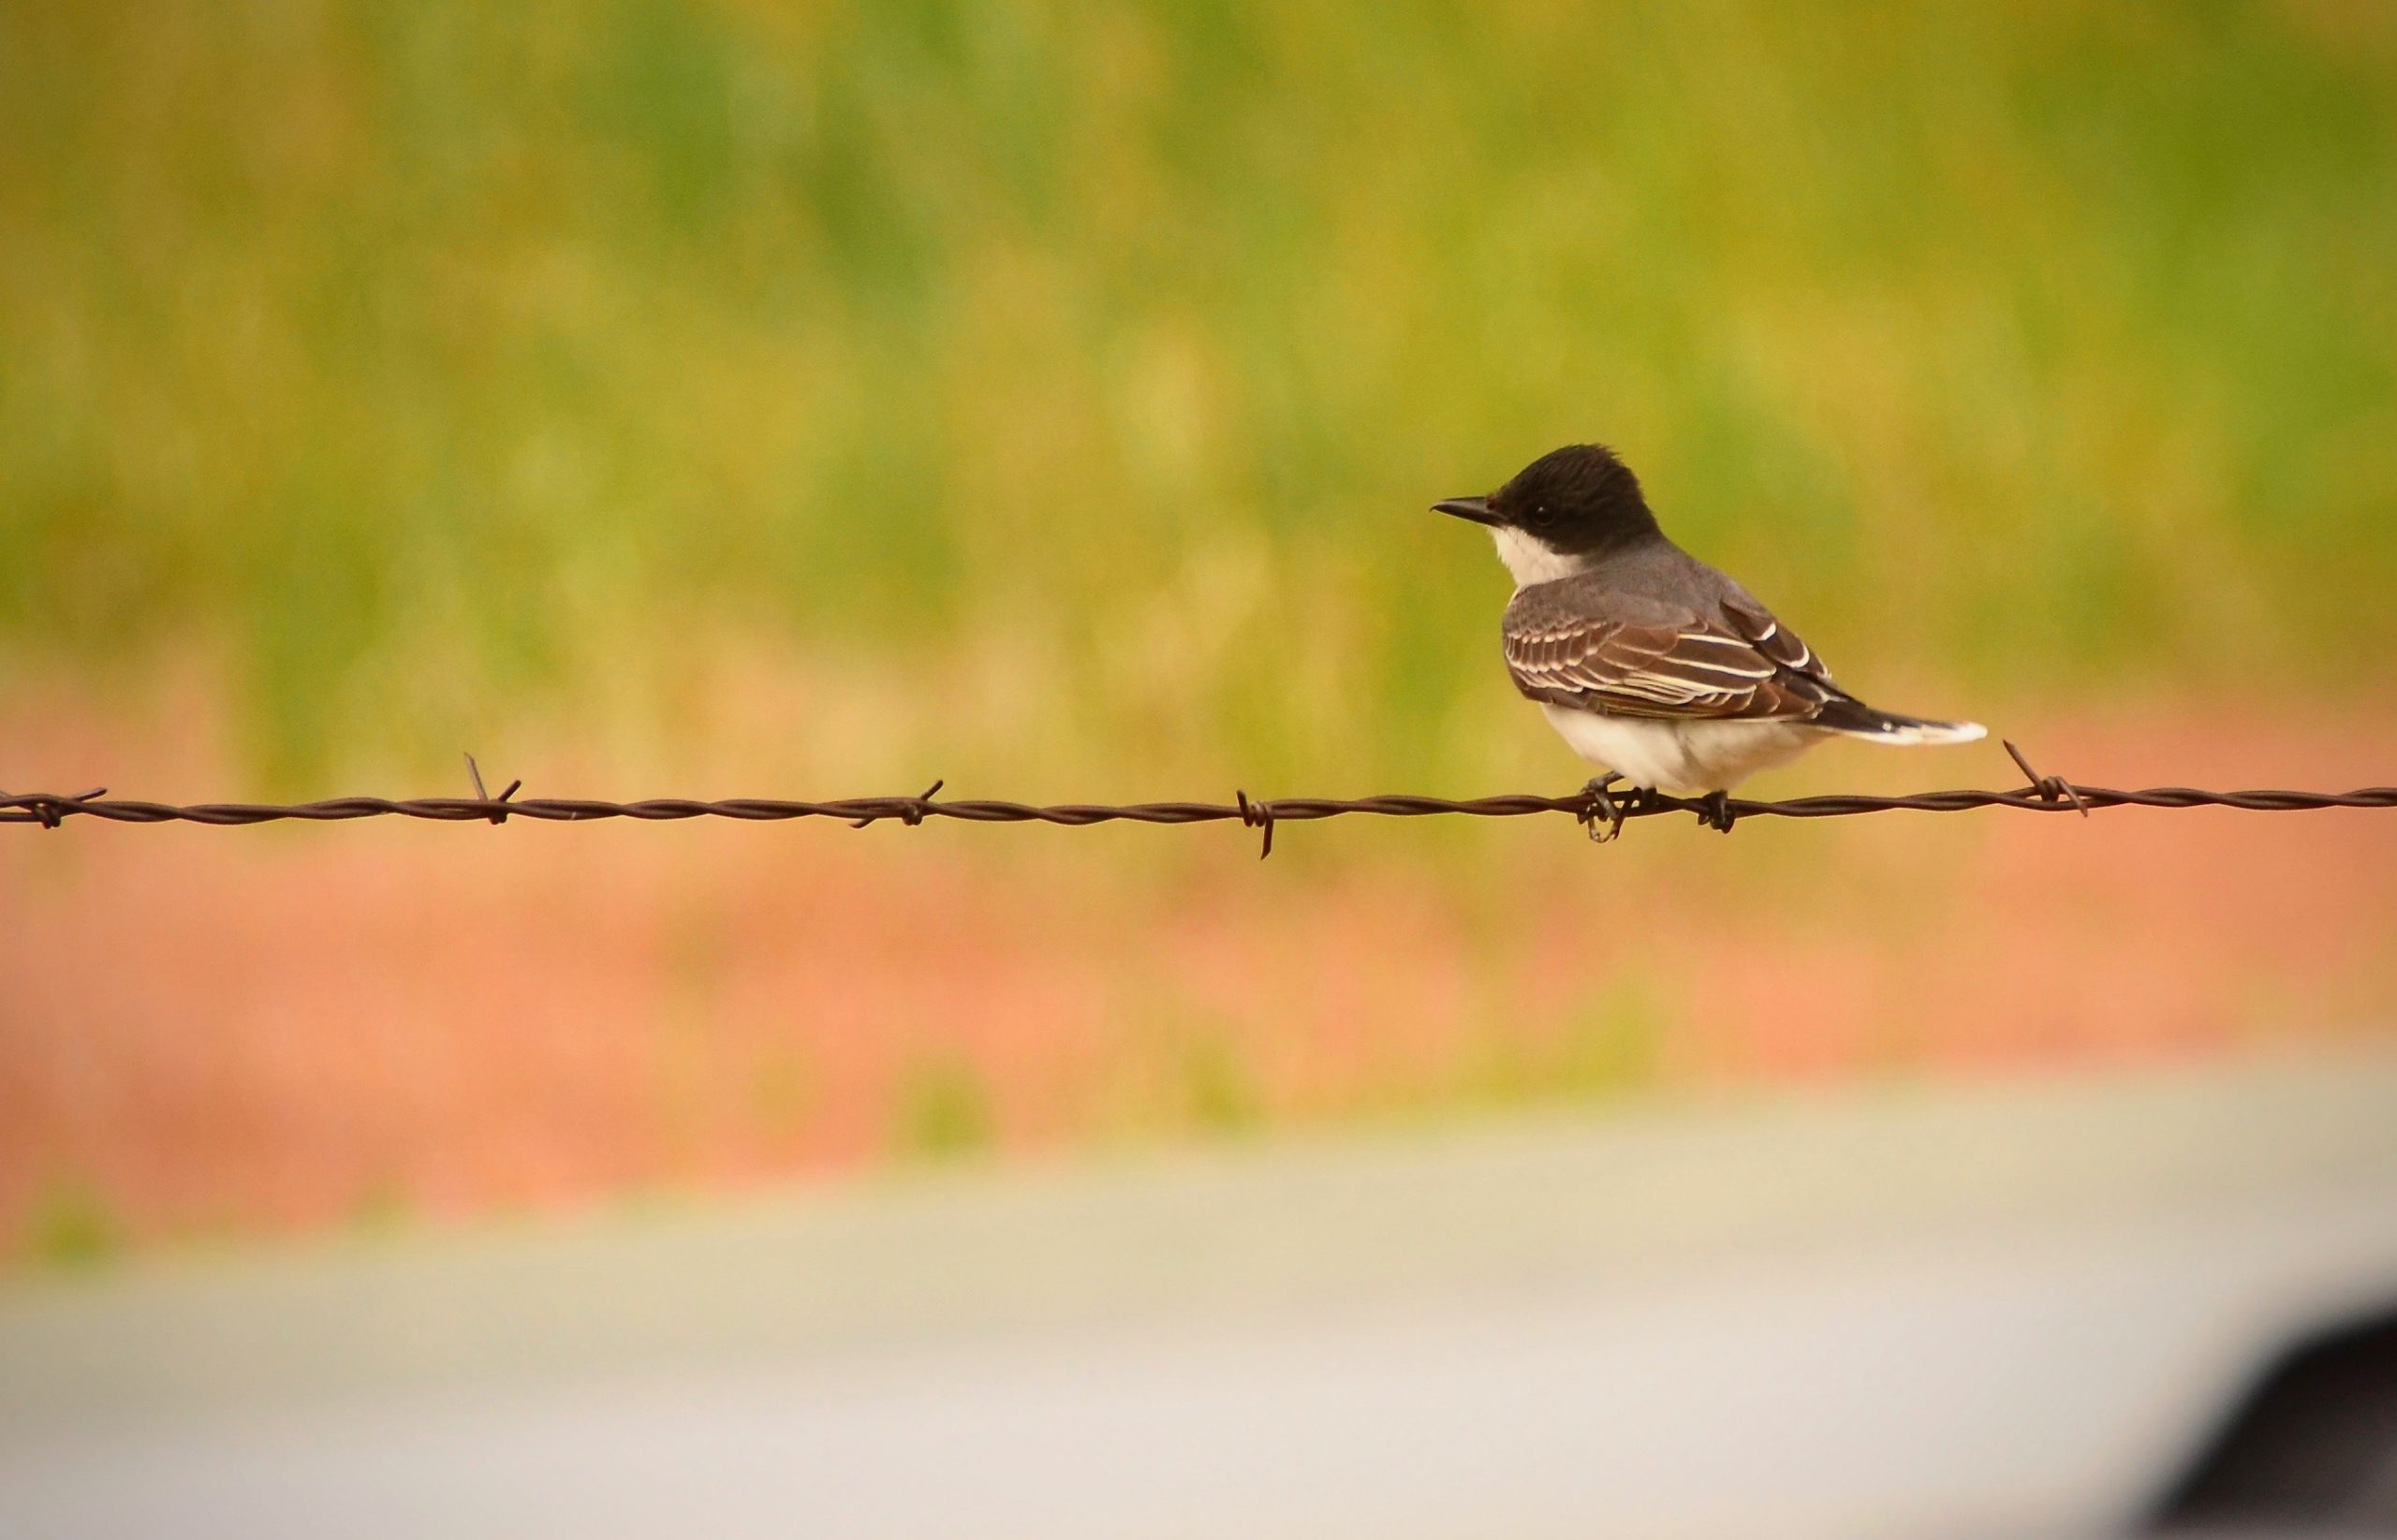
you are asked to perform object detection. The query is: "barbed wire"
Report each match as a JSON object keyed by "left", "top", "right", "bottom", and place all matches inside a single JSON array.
[{"left": 4, "top": 744, "right": 2392, "bottom": 858}]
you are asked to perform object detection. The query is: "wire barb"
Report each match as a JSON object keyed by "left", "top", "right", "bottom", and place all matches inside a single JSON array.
[
  {"left": 1, "top": 786, "right": 110, "bottom": 830},
  {"left": 2003, "top": 740, "right": 2090, "bottom": 818},
  {"left": 1235, "top": 790, "right": 1277, "bottom": 858},
  {"left": 854, "top": 779, "right": 946, "bottom": 829},
  {"left": 463, "top": 754, "right": 522, "bottom": 825}
]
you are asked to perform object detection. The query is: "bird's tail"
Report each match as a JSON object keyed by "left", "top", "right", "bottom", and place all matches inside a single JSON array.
[{"left": 1813, "top": 697, "right": 1987, "bottom": 746}]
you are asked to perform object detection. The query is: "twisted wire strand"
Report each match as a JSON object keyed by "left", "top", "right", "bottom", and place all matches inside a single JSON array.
[{"left": 7, "top": 751, "right": 2396, "bottom": 856}]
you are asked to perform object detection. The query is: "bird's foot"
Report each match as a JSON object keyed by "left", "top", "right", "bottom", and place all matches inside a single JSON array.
[
  {"left": 1577, "top": 775, "right": 1644, "bottom": 843},
  {"left": 1696, "top": 790, "right": 1738, "bottom": 834}
]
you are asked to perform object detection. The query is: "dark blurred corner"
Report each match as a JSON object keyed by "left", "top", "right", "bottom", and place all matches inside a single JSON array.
[{"left": 2149, "top": 1303, "right": 2397, "bottom": 1535}]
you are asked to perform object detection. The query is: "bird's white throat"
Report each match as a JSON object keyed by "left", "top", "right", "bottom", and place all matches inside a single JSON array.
[{"left": 1489, "top": 526, "right": 1590, "bottom": 589}]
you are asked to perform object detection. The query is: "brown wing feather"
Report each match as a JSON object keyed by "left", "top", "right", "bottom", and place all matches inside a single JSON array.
[
  {"left": 1719, "top": 594, "right": 1832, "bottom": 683},
  {"left": 1504, "top": 594, "right": 1839, "bottom": 723}
]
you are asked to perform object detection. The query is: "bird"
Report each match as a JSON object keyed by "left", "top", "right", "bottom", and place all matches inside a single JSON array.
[{"left": 1434, "top": 443, "right": 1985, "bottom": 837}]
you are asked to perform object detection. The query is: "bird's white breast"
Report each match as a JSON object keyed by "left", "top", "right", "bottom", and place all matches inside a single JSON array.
[{"left": 1538, "top": 705, "right": 1818, "bottom": 795}]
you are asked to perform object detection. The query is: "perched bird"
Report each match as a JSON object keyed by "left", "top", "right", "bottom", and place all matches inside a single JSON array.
[{"left": 1435, "top": 443, "right": 1984, "bottom": 835}]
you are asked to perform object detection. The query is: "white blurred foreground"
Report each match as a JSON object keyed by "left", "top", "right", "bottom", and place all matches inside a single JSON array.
[{"left": 6, "top": 1052, "right": 2397, "bottom": 1540}]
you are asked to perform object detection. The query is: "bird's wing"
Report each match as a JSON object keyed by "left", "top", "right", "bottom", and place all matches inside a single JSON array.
[{"left": 1503, "top": 586, "right": 1840, "bottom": 722}]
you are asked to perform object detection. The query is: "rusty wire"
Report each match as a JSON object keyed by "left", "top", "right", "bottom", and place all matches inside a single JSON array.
[{"left": 4, "top": 743, "right": 2393, "bottom": 858}]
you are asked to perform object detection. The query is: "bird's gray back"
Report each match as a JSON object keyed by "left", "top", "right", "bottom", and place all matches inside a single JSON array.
[{"left": 1504, "top": 538, "right": 1755, "bottom": 630}]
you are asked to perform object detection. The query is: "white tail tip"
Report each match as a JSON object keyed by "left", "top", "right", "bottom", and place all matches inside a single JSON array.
[{"left": 1865, "top": 719, "right": 1986, "bottom": 746}]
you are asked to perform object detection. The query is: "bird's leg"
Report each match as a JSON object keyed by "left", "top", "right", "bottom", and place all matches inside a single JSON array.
[
  {"left": 1697, "top": 790, "right": 1738, "bottom": 834},
  {"left": 1577, "top": 773, "right": 1640, "bottom": 843}
]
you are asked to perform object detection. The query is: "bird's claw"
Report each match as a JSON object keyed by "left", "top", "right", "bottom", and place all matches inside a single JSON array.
[
  {"left": 1697, "top": 790, "right": 1738, "bottom": 833},
  {"left": 1578, "top": 775, "right": 1642, "bottom": 843}
]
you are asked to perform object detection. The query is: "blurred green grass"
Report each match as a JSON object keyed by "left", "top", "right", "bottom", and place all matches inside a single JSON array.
[{"left": 2, "top": 1, "right": 2392, "bottom": 790}]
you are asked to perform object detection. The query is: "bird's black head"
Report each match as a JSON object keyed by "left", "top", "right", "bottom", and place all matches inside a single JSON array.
[{"left": 1434, "top": 443, "right": 1660, "bottom": 559}]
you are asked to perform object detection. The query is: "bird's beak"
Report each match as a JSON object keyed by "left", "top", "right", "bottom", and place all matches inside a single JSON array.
[{"left": 1434, "top": 496, "right": 1497, "bottom": 526}]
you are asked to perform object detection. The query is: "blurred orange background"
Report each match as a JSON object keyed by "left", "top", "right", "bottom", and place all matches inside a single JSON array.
[{"left": 4, "top": 2, "right": 2395, "bottom": 1266}]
